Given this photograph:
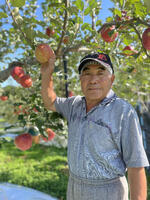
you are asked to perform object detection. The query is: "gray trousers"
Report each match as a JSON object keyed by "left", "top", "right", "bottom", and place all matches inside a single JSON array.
[{"left": 67, "top": 172, "right": 128, "bottom": 200}]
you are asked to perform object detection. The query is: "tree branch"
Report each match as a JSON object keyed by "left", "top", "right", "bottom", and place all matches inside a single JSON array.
[
  {"left": 0, "top": 61, "right": 25, "bottom": 83},
  {"left": 131, "top": 24, "right": 150, "bottom": 58},
  {"left": 97, "top": 17, "right": 150, "bottom": 33},
  {"left": 65, "top": 17, "right": 150, "bottom": 54},
  {"left": 92, "top": 8, "right": 96, "bottom": 30},
  {"left": 0, "top": 68, "right": 12, "bottom": 83},
  {"left": 55, "top": 0, "right": 69, "bottom": 57}
]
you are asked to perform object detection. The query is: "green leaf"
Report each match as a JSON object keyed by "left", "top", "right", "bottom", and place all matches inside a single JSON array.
[
  {"left": 144, "top": 0, "right": 150, "bottom": 12},
  {"left": 133, "top": 2, "right": 147, "bottom": 17},
  {"left": 89, "top": 0, "right": 97, "bottom": 9},
  {"left": 81, "top": 23, "right": 89, "bottom": 30},
  {"left": 74, "top": 0, "right": 84, "bottom": 11},
  {"left": 10, "top": 0, "right": 26, "bottom": 7},
  {"left": 96, "top": 20, "right": 102, "bottom": 26},
  {"left": 35, "top": 31, "right": 48, "bottom": 39},
  {"left": 84, "top": 7, "right": 91, "bottom": 16},
  {"left": 120, "top": 0, "right": 123, "bottom": 7},
  {"left": 81, "top": 23, "right": 93, "bottom": 32},
  {"left": 113, "top": 9, "right": 122, "bottom": 17},
  {"left": 0, "top": 12, "right": 7, "bottom": 19},
  {"left": 24, "top": 28, "right": 36, "bottom": 40}
]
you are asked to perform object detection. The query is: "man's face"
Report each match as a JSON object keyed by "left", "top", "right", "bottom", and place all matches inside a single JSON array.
[{"left": 80, "top": 64, "right": 115, "bottom": 105}]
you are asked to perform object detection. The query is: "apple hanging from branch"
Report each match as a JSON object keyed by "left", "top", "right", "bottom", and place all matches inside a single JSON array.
[
  {"left": 46, "top": 27, "right": 55, "bottom": 37},
  {"left": 122, "top": 45, "right": 138, "bottom": 56},
  {"left": 11, "top": 66, "right": 25, "bottom": 83},
  {"left": 68, "top": 91, "right": 74, "bottom": 97},
  {"left": 14, "top": 133, "right": 32, "bottom": 151},
  {"left": 41, "top": 128, "right": 55, "bottom": 142},
  {"left": 0, "top": 96, "right": 8, "bottom": 101},
  {"left": 100, "top": 25, "right": 118, "bottom": 42},
  {"left": 20, "top": 74, "right": 33, "bottom": 88},
  {"left": 142, "top": 27, "right": 150, "bottom": 50},
  {"left": 63, "top": 35, "right": 69, "bottom": 44},
  {"left": 35, "top": 43, "right": 54, "bottom": 63}
]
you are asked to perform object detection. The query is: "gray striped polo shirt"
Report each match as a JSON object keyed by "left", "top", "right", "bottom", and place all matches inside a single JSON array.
[{"left": 54, "top": 90, "right": 149, "bottom": 180}]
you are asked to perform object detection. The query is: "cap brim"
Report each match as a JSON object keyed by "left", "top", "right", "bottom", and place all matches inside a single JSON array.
[{"left": 78, "top": 58, "right": 113, "bottom": 74}]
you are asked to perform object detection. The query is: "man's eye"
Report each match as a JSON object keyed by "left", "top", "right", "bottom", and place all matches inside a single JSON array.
[
  {"left": 98, "top": 71, "right": 104, "bottom": 75},
  {"left": 83, "top": 71, "right": 90, "bottom": 75}
]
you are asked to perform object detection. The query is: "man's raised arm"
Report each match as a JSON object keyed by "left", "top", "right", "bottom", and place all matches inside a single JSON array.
[{"left": 41, "top": 51, "right": 57, "bottom": 112}]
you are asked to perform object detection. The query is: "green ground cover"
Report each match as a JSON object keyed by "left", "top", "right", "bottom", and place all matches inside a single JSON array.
[
  {"left": 0, "top": 118, "right": 5, "bottom": 132},
  {"left": 0, "top": 141, "right": 150, "bottom": 200},
  {"left": 0, "top": 141, "right": 68, "bottom": 200}
]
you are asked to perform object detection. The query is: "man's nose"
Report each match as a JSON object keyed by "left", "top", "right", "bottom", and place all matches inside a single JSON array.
[{"left": 89, "top": 75, "right": 99, "bottom": 83}]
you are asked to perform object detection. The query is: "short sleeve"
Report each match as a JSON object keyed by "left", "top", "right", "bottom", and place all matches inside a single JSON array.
[
  {"left": 121, "top": 106, "right": 149, "bottom": 168},
  {"left": 54, "top": 96, "right": 76, "bottom": 121}
]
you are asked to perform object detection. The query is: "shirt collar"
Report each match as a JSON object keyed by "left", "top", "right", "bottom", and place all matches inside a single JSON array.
[
  {"left": 82, "top": 89, "right": 116, "bottom": 108},
  {"left": 100, "top": 89, "right": 116, "bottom": 106}
]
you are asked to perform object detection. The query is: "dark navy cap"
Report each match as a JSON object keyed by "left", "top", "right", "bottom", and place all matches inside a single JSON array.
[{"left": 78, "top": 52, "right": 114, "bottom": 74}]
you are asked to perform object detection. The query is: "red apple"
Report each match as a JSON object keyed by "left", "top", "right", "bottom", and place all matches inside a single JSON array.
[
  {"left": 14, "top": 110, "right": 19, "bottom": 115},
  {"left": 20, "top": 74, "right": 32, "bottom": 88},
  {"left": 33, "top": 107, "right": 38, "bottom": 112},
  {"left": 11, "top": 66, "right": 25, "bottom": 83},
  {"left": 0, "top": 96, "right": 8, "bottom": 101},
  {"left": 16, "top": 105, "right": 22, "bottom": 115},
  {"left": 18, "top": 105, "right": 22, "bottom": 109},
  {"left": 142, "top": 27, "right": 150, "bottom": 50},
  {"left": 68, "top": 91, "right": 74, "bottom": 97},
  {"left": 46, "top": 27, "right": 55, "bottom": 37},
  {"left": 123, "top": 46, "right": 138, "bottom": 56},
  {"left": 22, "top": 108, "right": 29, "bottom": 115},
  {"left": 132, "top": 68, "right": 137, "bottom": 73},
  {"left": 101, "top": 26, "right": 118, "bottom": 42},
  {"left": 14, "top": 105, "right": 29, "bottom": 115},
  {"left": 35, "top": 43, "right": 54, "bottom": 63},
  {"left": 14, "top": 105, "right": 22, "bottom": 115},
  {"left": 14, "top": 133, "right": 32, "bottom": 151},
  {"left": 41, "top": 128, "right": 55, "bottom": 142}
]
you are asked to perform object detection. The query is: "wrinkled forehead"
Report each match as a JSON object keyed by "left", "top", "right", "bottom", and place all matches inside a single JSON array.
[{"left": 80, "top": 63, "right": 107, "bottom": 74}]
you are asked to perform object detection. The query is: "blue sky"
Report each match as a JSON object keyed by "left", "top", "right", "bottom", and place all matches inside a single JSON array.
[{"left": 0, "top": 0, "right": 114, "bottom": 87}]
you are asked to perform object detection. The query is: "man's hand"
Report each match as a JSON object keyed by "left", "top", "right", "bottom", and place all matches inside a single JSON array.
[{"left": 40, "top": 49, "right": 56, "bottom": 75}]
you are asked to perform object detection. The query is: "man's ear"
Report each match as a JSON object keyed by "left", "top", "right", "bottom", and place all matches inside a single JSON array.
[
  {"left": 79, "top": 74, "right": 81, "bottom": 81},
  {"left": 111, "top": 74, "right": 115, "bottom": 85}
]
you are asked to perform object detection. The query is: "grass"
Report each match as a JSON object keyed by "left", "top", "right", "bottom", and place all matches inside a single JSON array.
[
  {"left": 0, "top": 140, "right": 68, "bottom": 200},
  {"left": 0, "top": 140, "right": 150, "bottom": 200},
  {"left": 0, "top": 118, "right": 5, "bottom": 122},
  {"left": 0, "top": 118, "right": 5, "bottom": 132}
]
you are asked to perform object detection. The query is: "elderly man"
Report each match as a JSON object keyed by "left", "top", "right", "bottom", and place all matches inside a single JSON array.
[{"left": 41, "top": 51, "right": 149, "bottom": 200}]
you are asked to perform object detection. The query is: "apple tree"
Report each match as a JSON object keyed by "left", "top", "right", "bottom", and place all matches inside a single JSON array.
[{"left": 0, "top": 0, "right": 150, "bottom": 139}]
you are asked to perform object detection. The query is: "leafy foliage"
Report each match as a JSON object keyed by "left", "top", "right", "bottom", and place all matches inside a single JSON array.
[{"left": 0, "top": 0, "right": 150, "bottom": 134}]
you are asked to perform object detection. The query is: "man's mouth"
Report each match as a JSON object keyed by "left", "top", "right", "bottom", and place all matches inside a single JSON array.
[{"left": 88, "top": 88, "right": 99, "bottom": 90}]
